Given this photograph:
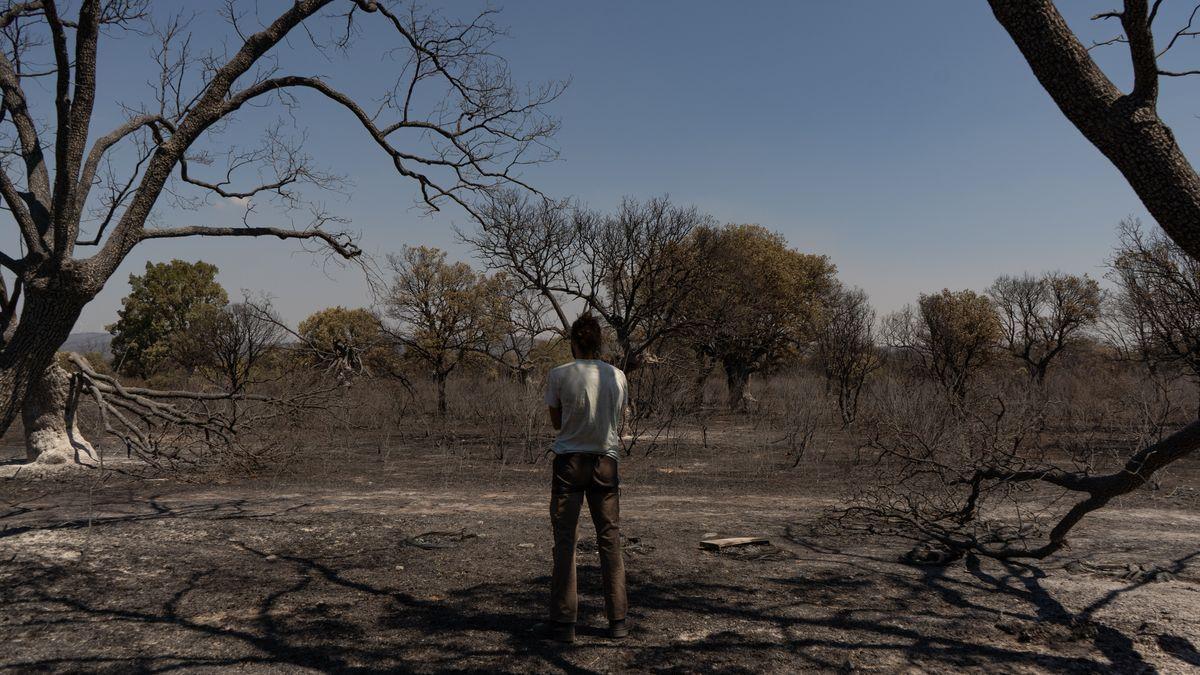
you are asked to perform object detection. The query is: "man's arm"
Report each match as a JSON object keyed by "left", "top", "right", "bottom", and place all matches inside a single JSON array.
[{"left": 545, "top": 368, "right": 562, "bottom": 431}]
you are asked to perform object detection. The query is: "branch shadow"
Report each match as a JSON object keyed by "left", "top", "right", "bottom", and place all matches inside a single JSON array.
[{"left": 0, "top": 499, "right": 1181, "bottom": 673}]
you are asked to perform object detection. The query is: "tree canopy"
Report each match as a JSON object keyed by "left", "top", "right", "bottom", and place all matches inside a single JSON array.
[
  {"left": 685, "top": 224, "right": 838, "bottom": 408},
  {"left": 297, "top": 306, "right": 393, "bottom": 378},
  {"left": 107, "top": 259, "right": 228, "bottom": 378},
  {"left": 384, "top": 246, "right": 498, "bottom": 414}
]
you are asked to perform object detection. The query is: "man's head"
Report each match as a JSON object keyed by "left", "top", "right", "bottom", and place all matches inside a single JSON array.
[{"left": 570, "top": 314, "right": 603, "bottom": 360}]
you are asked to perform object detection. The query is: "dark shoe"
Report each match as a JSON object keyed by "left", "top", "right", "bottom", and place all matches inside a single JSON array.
[
  {"left": 545, "top": 621, "right": 575, "bottom": 643},
  {"left": 609, "top": 619, "right": 629, "bottom": 639}
]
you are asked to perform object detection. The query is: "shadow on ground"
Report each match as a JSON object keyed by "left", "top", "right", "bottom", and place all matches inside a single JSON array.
[{"left": 1, "top": 490, "right": 1197, "bottom": 673}]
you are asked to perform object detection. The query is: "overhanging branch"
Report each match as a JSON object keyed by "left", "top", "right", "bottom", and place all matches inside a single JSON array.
[{"left": 138, "top": 223, "right": 362, "bottom": 259}]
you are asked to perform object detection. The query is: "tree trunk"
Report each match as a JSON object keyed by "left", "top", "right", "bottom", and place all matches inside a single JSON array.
[
  {"left": 0, "top": 289, "right": 90, "bottom": 439},
  {"left": 1194, "top": 373, "right": 1200, "bottom": 420},
  {"left": 23, "top": 361, "right": 97, "bottom": 466},
  {"left": 987, "top": 1, "right": 1200, "bottom": 263},
  {"left": 618, "top": 347, "right": 641, "bottom": 373},
  {"left": 692, "top": 353, "right": 713, "bottom": 408},
  {"left": 724, "top": 361, "right": 754, "bottom": 411},
  {"left": 436, "top": 372, "right": 448, "bottom": 416},
  {"left": 837, "top": 380, "right": 857, "bottom": 427},
  {"left": 979, "top": 0, "right": 1200, "bottom": 559}
]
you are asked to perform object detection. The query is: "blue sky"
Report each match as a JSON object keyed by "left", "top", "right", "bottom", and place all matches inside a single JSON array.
[{"left": 64, "top": 1, "right": 1200, "bottom": 331}]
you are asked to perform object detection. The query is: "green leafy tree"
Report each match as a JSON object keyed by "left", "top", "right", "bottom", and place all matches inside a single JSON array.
[
  {"left": 684, "top": 224, "right": 838, "bottom": 410},
  {"left": 886, "top": 289, "right": 1001, "bottom": 399},
  {"left": 297, "top": 306, "right": 394, "bottom": 377},
  {"left": 384, "top": 247, "right": 497, "bottom": 415},
  {"left": 107, "top": 260, "right": 228, "bottom": 378}
]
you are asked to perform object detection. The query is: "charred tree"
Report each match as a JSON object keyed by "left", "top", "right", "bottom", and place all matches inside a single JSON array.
[
  {"left": 0, "top": 0, "right": 559, "bottom": 462},
  {"left": 875, "top": 0, "right": 1200, "bottom": 557},
  {"left": 23, "top": 361, "right": 96, "bottom": 465}
]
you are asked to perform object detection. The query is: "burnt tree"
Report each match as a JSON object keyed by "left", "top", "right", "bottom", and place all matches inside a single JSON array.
[
  {"left": 467, "top": 193, "right": 712, "bottom": 372},
  {"left": 946, "top": 0, "right": 1200, "bottom": 556},
  {"left": 0, "top": 0, "right": 559, "bottom": 462},
  {"left": 988, "top": 272, "right": 1102, "bottom": 384}
]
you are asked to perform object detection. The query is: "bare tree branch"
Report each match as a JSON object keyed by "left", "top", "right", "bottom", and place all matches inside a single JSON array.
[
  {"left": 0, "top": 0, "right": 559, "bottom": 440},
  {"left": 139, "top": 223, "right": 361, "bottom": 259},
  {"left": 73, "top": 115, "right": 165, "bottom": 234}
]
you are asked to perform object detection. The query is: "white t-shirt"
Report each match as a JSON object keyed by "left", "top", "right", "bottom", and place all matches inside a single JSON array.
[{"left": 544, "top": 359, "right": 627, "bottom": 460}]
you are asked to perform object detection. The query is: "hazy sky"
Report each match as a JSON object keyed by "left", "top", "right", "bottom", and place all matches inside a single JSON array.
[{"left": 63, "top": 1, "right": 1200, "bottom": 332}]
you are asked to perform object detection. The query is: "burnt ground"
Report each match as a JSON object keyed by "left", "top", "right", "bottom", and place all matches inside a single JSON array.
[{"left": 1, "top": 435, "right": 1199, "bottom": 674}]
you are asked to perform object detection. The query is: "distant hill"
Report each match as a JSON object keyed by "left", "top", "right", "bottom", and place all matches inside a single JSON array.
[{"left": 62, "top": 332, "right": 112, "bottom": 357}]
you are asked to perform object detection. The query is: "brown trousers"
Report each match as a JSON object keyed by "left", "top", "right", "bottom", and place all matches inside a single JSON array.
[{"left": 549, "top": 452, "right": 627, "bottom": 624}]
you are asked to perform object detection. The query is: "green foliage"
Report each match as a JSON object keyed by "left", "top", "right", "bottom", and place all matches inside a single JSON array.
[
  {"left": 675, "top": 223, "right": 838, "bottom": 408},
  {"left": 687, "top": 224, "right": 839, "bottom": 371},
  {"left": 297, "top": 306, "right": 394, "bottom": 376},
  {"left": 902, "top": 288, "right": 1002, "bottom": 397},
  {"left": 107, "top": 260, "right": 228, "bottom": 378},
  {"left": 385, "top": 246, "right": 499, "bottom": 413},
  {"left": 918, "top": 289, "right": 1001, "bottom": 357},
  {"left": 385, "top": 246, "right": 497, "bottom": 368}
]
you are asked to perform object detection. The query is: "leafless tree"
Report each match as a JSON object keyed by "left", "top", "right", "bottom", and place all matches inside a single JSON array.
[
  {"left": 988, "top": 271, "right": 1102, "bottom": 383},
  {"left": 574, "top": 197, "right": 712, "bottom": 371},
  {"left": 0, "top": 1, "right": 560, "bottom": 463},
  {"left": 852, "top": 366, "right": 1183, "bottom": 562},
  {"left": 1107, "top": 218, "right": 1200, "bottom": 412},
  {"left": 463, "top": 191, "right": 577, "bottom": 332},
  {"left": 814, "top": 286, "right": 881, "bottom": 425},
  {"left": 482, "top": 275, "right": 558, "bottom": 385},
  {"left": 1100, "top": 281, "right": 1160, "bottom": 368},
  {"left": 465, "top": 191, "right": 712, "bottom": 371},
  {"left": 875, "top": 0, "right": 1200, "bottom": 557},
  {"left": 175, "top": 298, "right": 285, "bottom": 429}
]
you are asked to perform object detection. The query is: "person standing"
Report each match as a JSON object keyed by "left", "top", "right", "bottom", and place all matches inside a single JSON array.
[{"left": 542, "top": 314, "right": 629, "bottom": 643}]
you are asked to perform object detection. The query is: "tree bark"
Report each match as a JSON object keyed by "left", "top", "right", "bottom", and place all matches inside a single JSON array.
[
  {"left": 23, "top": 361, "right": 96, "bottom": 465},
  {"left": 953, "top": 0, "right": 1200, "bottom": 559},
  {"left": 436, "top": 372, "right": 448, "bottom": 416},
  {"left": 0, "top": 288, "right": 90, "bottom": 439},
  {"left": 692, "top": 353, "right": 714, "bottom": 408},
  {"left": 988, "top": 1, "right": 1200, "bottom": 262},
  {"left": 837, "top": 382, "right": 860, "bottom": 427},
  {"left": 724, "top": 361, "right": 754, "bottom": 411}
]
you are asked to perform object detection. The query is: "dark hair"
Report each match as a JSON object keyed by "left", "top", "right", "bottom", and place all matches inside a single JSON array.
[{"left": 570, "top": 313, "right": 603, "bottom": 357}]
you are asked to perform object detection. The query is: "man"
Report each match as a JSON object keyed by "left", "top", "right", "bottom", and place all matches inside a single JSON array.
[{"left": 542, "top": 314, "right": 629, "bottom": 643}]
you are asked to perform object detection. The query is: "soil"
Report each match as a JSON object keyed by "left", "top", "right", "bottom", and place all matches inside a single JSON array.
[{"left": 1, "top": 434, "right": 1199, "bottom": 674}]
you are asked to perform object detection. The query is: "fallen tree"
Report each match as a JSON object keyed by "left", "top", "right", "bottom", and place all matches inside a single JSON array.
[
  {"left": 61, "top": 352, "right": 342, "bottom": 472},
  {"left": 852, "top": 373, "right": 1185, "bottom": 561}
]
